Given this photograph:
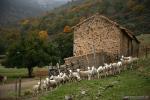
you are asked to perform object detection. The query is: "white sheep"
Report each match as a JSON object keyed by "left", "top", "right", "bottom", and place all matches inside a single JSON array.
[
  {"left": 33, "top": 82, "right": 40, "bottom": 95},
  {"left": 51, "top": 75, "right": 64, "bottom": 85},
  {"left": 97, "top": 66, "right": 103, "bottom": 79},
  {"left": 91, "top": 66, "right": 97, "bottom": 79},
  {"left": 103, "top": 63, "right": 109, "bottom": 77},
  {"left": 41, "top": 80, "right": 48, "bottom": 92},
  {"left": 107, "top": 64, "right": 113, "bottom": 76},
  {"left": 121, "top": 55, "right": 132, "bottom": 60},
  {"left": 69, "top": 70, "right": 81, "bottom": 82},
  {"left": 121, "top": 57, "right": 133, "bottom": 70},
  {"left": 117, "top": 61, "right": 122, "bottom": 74},
  {"left": 111, "top": 63, "right": 117, "bottom": 75},
  {"left": 62, "top": 73, "right": 70, "bottom": 83},
  {"left": 76, "top": 69, "right": 92, "bottom": 80},
  {"left": 59, "top": 72, "right": 64, "bottom": 77},
  {"left": 46, "top": 78, "right": 58, "bottom": 90}
]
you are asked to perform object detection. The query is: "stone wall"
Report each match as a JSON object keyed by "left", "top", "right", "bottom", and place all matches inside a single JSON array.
[{"left": 64, "top": 51, "right": 119, "bottom": 71}]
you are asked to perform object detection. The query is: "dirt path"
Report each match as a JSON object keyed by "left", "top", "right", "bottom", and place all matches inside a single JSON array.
[{"left": 0, "top": 79, "right": 39, "bottom": 99}]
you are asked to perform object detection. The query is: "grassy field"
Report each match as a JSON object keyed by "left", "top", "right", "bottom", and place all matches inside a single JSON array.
[
  {"left": 40, "top": 57, "right": 150, "bottom": 100},
  {"left": 0, "top": 66, "right": 48, "bottom": 83}
]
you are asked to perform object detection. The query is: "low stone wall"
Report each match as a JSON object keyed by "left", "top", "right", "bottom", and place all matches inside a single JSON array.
[{"left": 64, "top": 52, "right": 119, "bottom": 71}]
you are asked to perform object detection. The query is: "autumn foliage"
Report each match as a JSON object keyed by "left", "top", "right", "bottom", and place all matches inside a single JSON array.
[
  {"left": 63, "top": 26, "right": 72, "bottom": 33},
  {"left": 38, "top": 31, "right": 49, "bottom": 40}
]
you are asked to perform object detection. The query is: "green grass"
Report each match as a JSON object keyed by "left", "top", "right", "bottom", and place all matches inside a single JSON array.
[
  {"left": 40, "top": 57, "right": 150, "bottom": 100},
  {"left": 0, "top": 66, "right": 27, "bottom": 78},
  {"left": 0, "top": 66, "right": 28, "bottom": 83}
]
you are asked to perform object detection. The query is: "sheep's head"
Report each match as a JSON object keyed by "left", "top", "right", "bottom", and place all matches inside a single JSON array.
[
  {"left": 120, "top": 58, "right": 123, "bottom": 61},
  {"left": 87, "top": 67, "right": 91, "bottom": 70},
  {"left": 50, "top": 75, "right": 54, "bottom": 80},
  {"left": 46, "top": 78, "right": 49, "bottom": 81},
  {"left": 69, "top": 70, "right": 72, "bottom": 73},
  {"left": 37, "top": 82, "right": 40, "bottom": 85},
  {"left": 92, "top": 66, "right": 95, "bottom": 69},
  {"left": 77, "top": 69, "right": 80, "bottom": 72},
  {"left": 43, "top": 81, "right": 46, "bottom": 84},
  {"left": 59, "top": 72, "right": 64, "bottom": 77}
]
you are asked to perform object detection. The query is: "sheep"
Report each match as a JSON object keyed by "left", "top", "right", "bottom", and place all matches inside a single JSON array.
[
  {"left": 62, "top": 73, "right": 70, "bottom": 83},
  {"left": 91, "top": 66, "right": 97, "bottom": 79},
  {"left": 97, "top": 66, "right": 103, "bottom": 79},
  {"left": 121, "top": 55, "right": 132, "bottom": 60},
  {"left": 103, "top": 63, "right": 109, "bottom": 77},
  {"left": 111, "top": 63, "right": 117, "bottom": 75},
  {"left": 120, "top": 58, "right": 128, "bottom": 70},
  {"left": 121, "top": 57, "right": 133, "bottom": 70},
  {"left": 59, "top": 72, "right": 64, "bottom": 77},
  {"left": 41, "top": 80, "right": 48, "bottom": 92},
  {"left": 116, "top": 61, "right": 122, "bottom": 74},
  {"left": 33, "top": 82, "right": 40, "bottom": 95},
  {"left": 46, "top": 78, "right": 58, "bottom": 90},
  {"left": 51, "top": 75, "right": 64, "bottom": 85},
  {"left": 69, "top": 70, "right": 81, "bottom": 82},
  {"left": 76, "top": 69, "right": 92, "bottom": 80},
  {"left": 107, "top": 64, "right": 113, "bottom": 76}
]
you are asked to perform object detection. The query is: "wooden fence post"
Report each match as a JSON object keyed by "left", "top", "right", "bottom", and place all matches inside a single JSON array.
[
  {"left": 40, "top": 77, "right": 41, "bottom": 91},
  {"left": 18, "top": 77, "right": 21, "bottom": 97},
  {"left": 102, "top": 50, "right": 105, "bottom": 65},
  {"left": 15, "top": 79, "right": 18, "bottom": 100}
]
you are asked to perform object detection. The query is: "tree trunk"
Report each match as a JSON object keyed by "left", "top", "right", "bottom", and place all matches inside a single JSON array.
[{"left": 27, "top": 67, "right": 33, "bottom": 78}]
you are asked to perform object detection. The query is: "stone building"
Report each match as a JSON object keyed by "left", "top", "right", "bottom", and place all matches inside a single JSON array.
[{"left": 65, "top": 14, "right": 140, "bottom": 69}]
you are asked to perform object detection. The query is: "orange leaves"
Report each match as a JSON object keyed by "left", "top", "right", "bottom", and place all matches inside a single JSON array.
[
  {"left": 38, "top": 31, "right": 49, "bottom": 40},
  {"left": 63, "top": 26, "right": 72, "bottom": 33}
]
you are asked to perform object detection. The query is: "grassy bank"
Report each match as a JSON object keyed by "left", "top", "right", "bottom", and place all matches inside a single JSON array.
[{"left": 40, "top": 57, "right": 150, "bottom": 100}]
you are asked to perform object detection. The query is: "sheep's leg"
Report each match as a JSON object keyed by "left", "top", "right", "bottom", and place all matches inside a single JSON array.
[
  {"left": 130, "top": 63, "right": 133, "bottom": 70},
  {"left": 88, "top": 75, "right": 91, "bottom": 80}
]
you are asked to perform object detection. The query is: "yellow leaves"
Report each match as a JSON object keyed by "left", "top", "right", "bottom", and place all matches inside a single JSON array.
[
  {"left": 63, "top": 26, "right": 72, "bottom": 33},
  {"left": 38, "top": 31, "right": 49, "bottom": 40}
]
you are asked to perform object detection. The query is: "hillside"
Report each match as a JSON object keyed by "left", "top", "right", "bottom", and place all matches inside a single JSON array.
[
  {"left": 0, "top": 0, "right": 70, "bottom": 26},
  {"left": 36, "top": 0, "right": 150, "bottom": 35}
]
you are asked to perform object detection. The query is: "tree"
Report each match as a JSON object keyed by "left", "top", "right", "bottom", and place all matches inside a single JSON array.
[
  {"left": 38, "top": 31, "right": 49, "bottom": 41},
  {"left": 63, "top": 26, "right": 72, "bottom": 33},
  {"left": 54, "top": 33, "right": 73, "bottom": 64},
  {"left": 5, "top": 33, "right": 50, "bottom": 77}
]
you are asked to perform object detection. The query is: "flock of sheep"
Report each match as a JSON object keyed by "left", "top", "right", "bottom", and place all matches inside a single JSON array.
[{"left": 32, "top": 56, "right": 138, "bottom": 95}]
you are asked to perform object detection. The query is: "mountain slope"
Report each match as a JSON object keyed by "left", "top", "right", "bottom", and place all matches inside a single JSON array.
[
  {"left": 0, "top": 0, "right": 70, "bottom": 26},
  {"left": 37, "top": 0, "right": 150, "bottom": 35}
]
